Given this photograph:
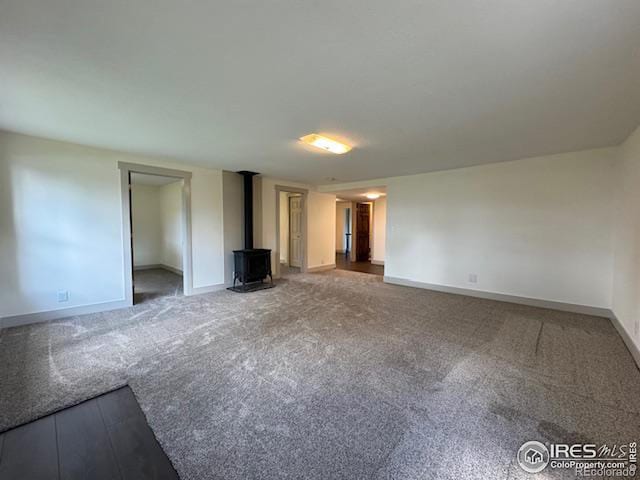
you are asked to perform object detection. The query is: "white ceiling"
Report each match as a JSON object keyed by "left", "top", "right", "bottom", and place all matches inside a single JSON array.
[
  {"left": 334, "top": 187, "right": 387, "bottom": 202},
  {"left": 1, "top": 1, "right": 639, "bottom": 185},
  {"left": 131, "top": 172, "right": 181, "bottom": 186}
]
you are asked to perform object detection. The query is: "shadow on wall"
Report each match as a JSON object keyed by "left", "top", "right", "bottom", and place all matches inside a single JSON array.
[
  {"left": 0, "top": 148, "right": 37, "bottom": 387},
  {"left": 160, "top": 180, "right": 184, "bottom": 271},
  {"left": 1, "top": 159, "right": 91, "bottom": 317},
  {"left": 0, "top": 146, "right": 25, "bottom": 318},
  {"left": 0, "top": 137, "right": 123, "bottom": 321}
]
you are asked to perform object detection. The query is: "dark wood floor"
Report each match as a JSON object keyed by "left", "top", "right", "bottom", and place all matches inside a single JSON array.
[
  {"left": 335, "top": 253, "right": 384, "bottom": 275},
  {"left": 0, "top": 386, "right": 179, "bottom": 480}
]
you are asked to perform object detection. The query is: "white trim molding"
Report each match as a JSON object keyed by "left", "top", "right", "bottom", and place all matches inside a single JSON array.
[
  {"left": 383, "top": 276, "right": 612, "bottom": 318},
  {"left": 134, "top": 264, "right": 183, "bottom": 275},
  {"left": 118, "top": 161, "right": 194, "bottom": 303},
  {"left": 0, "top": 300, "right": 130, "bottom": 329},
  {"left": 0, "top": 280, "right": 230, "bottom": 329},
  {"left": 371, "top": 260, "right": 384, "bottom": 266},
  {"left": 307, "top": 264, "right": 336, "bottom": 273},
  {"left": 190, "top": 283, "right": 230, "bottom": 295},
  {"left": 274, "top": 185, "right": 309, "bottom": 277},
  {"left": 610, "top": 312, "right": 640, "bottom": 369}
]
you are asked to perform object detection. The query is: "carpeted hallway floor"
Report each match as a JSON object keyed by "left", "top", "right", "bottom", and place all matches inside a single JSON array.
[
  {"left": 134, "top": 268, "right": 183, "bottom": 304},
  {"left": 1, "top": 270, "right": 639, "bottom": 479}
]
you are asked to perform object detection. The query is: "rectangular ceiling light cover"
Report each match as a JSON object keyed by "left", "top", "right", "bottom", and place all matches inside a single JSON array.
[{"left": 300, "top": 134, "right": 352, "bottom": 154}]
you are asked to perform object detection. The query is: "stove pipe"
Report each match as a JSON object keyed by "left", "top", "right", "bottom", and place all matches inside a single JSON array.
[{"left": 237, "top": 171, "right": 258, "bottom": 250}]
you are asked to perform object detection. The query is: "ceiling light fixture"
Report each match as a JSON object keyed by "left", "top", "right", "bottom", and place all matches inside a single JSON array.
[
  {"left": 365, "top": 193, "right": 381, "bottom": 200},
  {"left": 300, "top": 134, "right": 352, "bottom": 154}
]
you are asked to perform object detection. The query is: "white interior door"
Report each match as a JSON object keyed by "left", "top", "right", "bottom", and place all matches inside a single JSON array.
[{"left": 289, "top": 196, "right": 303, "bottom": 268}]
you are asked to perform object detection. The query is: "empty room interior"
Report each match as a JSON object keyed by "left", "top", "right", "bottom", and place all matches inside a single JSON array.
[
  {"left": 1, "top": 2, "right": 640, "bottom": 479},
  {"left": 131, "top": 172, "right": 185, "bottom": 304}
]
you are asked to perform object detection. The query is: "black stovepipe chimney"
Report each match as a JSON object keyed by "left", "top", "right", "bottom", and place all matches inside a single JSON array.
[{"left": 237, "top": 171, "right": 258, "bottom": 249}]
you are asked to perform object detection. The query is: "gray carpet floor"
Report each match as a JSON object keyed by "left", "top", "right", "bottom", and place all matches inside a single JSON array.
[
  {"left": 134, "top": 268, "right": 183, "bottom": 304},
  {"left": 1, "top": 270, "right": 639, "bottom": 479}
]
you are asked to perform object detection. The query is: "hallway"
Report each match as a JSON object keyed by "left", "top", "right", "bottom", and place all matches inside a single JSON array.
[{"left": 335, "top": 253, "right": 384, "bottom": 276}]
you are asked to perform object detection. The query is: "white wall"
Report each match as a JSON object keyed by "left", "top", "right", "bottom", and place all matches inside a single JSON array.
[
  {"left": 159, "top": 180, "right": 183, "bottom": 271},
  {"left": 132, "top": 184, "right": 162, "bottom": 266},
  {"left": 0, "top": 130, "right": 225, "bottom": 319},
  {"left": 259, "top": 177, "right": 336, "bottom": 273},
  {"left": 131, "top": 181, "right": 183, "bottom": 271},
  {"left": 372, "top": 197, "right": 386, "bottom": 264},
  {"left": 222, "top": 171, "right": 243, "bottom": 285},
  {"left": 307, "top": 191, "right": 337, "bottom": 269},
  {"left": 612, "top": 125, "right": 640, "bottom": 352},
  {"left": 188, "top": 168, "right": 225, "bottom": 290},
  {"left": 279, "top": 191, "right": 289, "bottom": 264},
  {"left": 335, "top": 202, "right": 350, "bottom": 252},
  {"left": 385, "top": 148, "right": 617, "bottom": 308}
]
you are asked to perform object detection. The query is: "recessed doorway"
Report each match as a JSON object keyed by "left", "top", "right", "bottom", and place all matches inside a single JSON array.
[
  {"left": 118, "top": 162, "right": 193, "bottom": 306},
  {"left": 333, "top": 187, "right": 386, "bottom": 276},
  {"left": 130, "top": 173, "right": 185, "bottom": 303},
  {"left": 275, "top": 186, "right": 308, "bottom": 277}
]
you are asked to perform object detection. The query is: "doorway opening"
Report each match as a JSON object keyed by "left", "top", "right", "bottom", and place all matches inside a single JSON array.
[
  {"left": 118, "top": 162, "right": 193, "bottom": 306},
  {"left": 334, "top": 187, "right": 386, "bottom": 276},
  {"left": 275, "top": 186, "right": 308, "bottom": 277},
  {"left": 131, "top": 173, "right": 184, "bottom": 303}
]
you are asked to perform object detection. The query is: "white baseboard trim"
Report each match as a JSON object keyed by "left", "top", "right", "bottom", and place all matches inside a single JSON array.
[
  {"left": 161, "top": 264, "right": 183, "bottom": 275},
  {"left": 307, "top": 264, "right": 336, "bottom": 273},
  {"left": 134, "top": 264, "right": 162, "bottom": 271},
  {"left": 371, "top": 260, "right": 385, "bottom": 266},
  {"left": 189, "top": 283, "right": 229, "bottom": 295},
  {"left": 609, "top": 312, "right": 640, "bottom": 369},
  {"left": 1, "top": 281, "right": 229, "bottom": 329},
  {"left": 383, "top": 276, "right": 611, "bottom": 318},
  {"left": 0, "top": 299, "right": 131, "bottom": 329},
  {"left": 134, "top": 264, "right": 183, "bottom": 275}
]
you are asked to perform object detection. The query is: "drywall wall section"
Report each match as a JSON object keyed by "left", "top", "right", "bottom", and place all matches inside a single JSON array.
[
  {"left": 279, "top": 191, "right": 289, "bottom": 264},
  {"left": 131, "top": 180, "right": 183, "bottom": 272},
  {"left": 307, "top": 191, "right": 337, "bottom": 270},
  {"left": 0, "top": 130, "right": 225, "bottom": 321},
  {"left": 384, "top": 148, "right": 617, "bottom": 309},
  {"left": 612, "top": 125, "right": 640, "bottom": 355},
  {"left": 188, "top": 167, "right": 224, "bottom": 291},
  {"left": 159, "top": 180, "right": 183, "bottom": 271},
  {"left": 132, "top": 184, "right": 162, "bottom": 266},
  {"left": 372, "top": 197, "right": 386, "bottom": 264},
  {"left": 222, "top": 171, "right": 243, "bottom": 286},
  {"left": 335, "top": 202, "right": 350, "bottom": 253},
  {"left": 0, "top": 132, "right": 124, "bottom": 318}
]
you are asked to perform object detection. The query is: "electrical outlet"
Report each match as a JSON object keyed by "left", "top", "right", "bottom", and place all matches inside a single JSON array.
[
  {"left": 468, "top": 274, "right": 478, "bottom": 284},
  {"left": 57, "top": 290, "right": 69, "bottom": 303}
]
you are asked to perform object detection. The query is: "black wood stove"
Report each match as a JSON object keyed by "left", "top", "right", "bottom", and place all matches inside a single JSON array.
[
  {"left": 232, "top": 248, "right": 272, "bottom": 288},
  {"left": 228, "top": 171, "right": 274, "bottom": 293}
]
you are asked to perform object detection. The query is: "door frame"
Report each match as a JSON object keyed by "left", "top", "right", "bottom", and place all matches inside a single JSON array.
[
  {"left": 274, "top": 185, "right": 308, "bottom": 277},
  {"left": 355, "top": 202, "right": 372, "bottom": 262},
  {"left": 118, "top": 162, "right": 193, "bottom": 305}
]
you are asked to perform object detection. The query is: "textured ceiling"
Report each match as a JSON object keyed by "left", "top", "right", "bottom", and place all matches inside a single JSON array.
[
  {"left": 333, "top": 187, "right": 387, "bottom": 202},
  {"left": 1, "top": 0, "right": 639, "bottom": 184}
]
